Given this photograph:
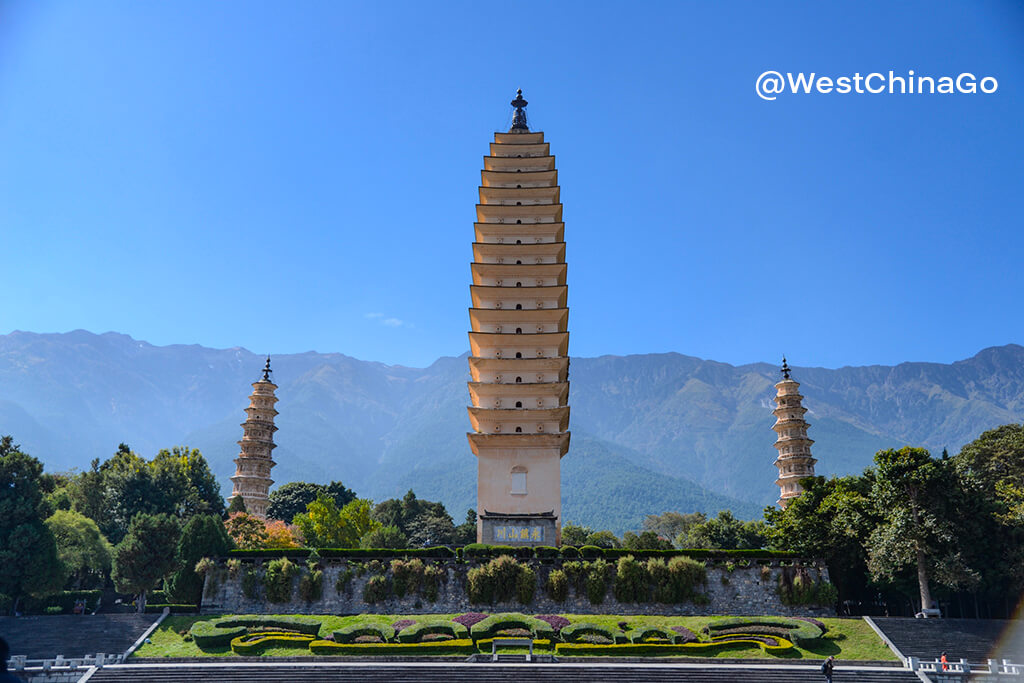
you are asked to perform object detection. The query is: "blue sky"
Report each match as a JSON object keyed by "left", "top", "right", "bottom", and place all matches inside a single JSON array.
[{"left": 1, "top": 1, "right": 1022, "bottom": 369}]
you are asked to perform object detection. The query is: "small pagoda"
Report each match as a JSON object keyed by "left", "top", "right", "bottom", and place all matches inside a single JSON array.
[
  {"left": 772, "top": 358, "right": 817, "bottom": 507},
  {"left": 228, "top": 357, "right": 279, "bottom": 517},
  {"left": 467, "top": 90, "right": 571, "bottom": 545}
]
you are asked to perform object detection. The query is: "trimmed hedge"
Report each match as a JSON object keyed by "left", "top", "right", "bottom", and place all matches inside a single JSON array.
[
  {"left": 463, "top": 544, "right": 533, "bottom": 561},
  {"left": 396, "top": 620, "right": 469, "bottom": 643},
  {"left": 705, "top": 616, "right": 824, "bottom": 646},
  {"left": 189, "top": 615, "right": 322, "bottom": 648},
  {"left": 309, "top": 639, "right": 475, "bottom": 655},
  {"left": 475, "top": 638, "right": 553, "bottom": 652},
  {"left": 23, "top": 590, "right": 102, "bottom": 615},
  {"left": 230, "top": 632, "right": 315, "bottom": 655},
  {"left": 223, "top": 546, "right": 798, "bottom": 561},
  {"left": 627, "top": 625, "right": 681, "bottom": 644},
  {"left": 555, "top": 638, "right": 794, "bottom": 656},
  {"left": 144, "top": 603, "right": 198, "bottom": 614},
  {"left": 332, "top": 623, "right": 396, "bottom": 644},
  {"left": 560, "top": 622, "right": 627, "bottom": 644},
  {"left": 469, "top": 613, "right": 555, "bottom": 641},
  {"left": 226, "top": 547, "right": 456, "bottom": 559}
]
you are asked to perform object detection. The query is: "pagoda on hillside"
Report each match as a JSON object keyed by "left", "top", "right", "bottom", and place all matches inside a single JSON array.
[
  {"left": 467, "top": 90, "right": 570, "bottom": 545},
  {"left": 771, "top": 358, "right": 817, "bottom": 507},
  {"left": 228, "top": 357, "right": 279, "bottom": 517}
]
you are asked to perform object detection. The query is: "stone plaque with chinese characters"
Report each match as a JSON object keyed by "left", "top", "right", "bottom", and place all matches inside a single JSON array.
[{"left": 493, "top": 525, "right": 544, "bottom": 543}]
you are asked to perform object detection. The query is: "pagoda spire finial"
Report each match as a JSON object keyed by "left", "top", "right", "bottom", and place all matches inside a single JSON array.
[
  {"left": 262, "top": 355, "right": 272, "bottom": 382},
  {"left": 510, "top": 88, "right": 529, "bottom": 132},
  {"left": 781, "top": 356, "right": 791, "bottom": 379}
]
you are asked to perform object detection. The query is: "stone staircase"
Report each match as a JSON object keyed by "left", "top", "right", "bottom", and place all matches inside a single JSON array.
[
  {"left": 871, "top": 617, "right": 1024, "bottom": 663},
  {"left": 0, "top": 614, "right": 156, "bottom": 659},
  {"left": 86, "top": 662, "right": 920, "bottom": 682}
]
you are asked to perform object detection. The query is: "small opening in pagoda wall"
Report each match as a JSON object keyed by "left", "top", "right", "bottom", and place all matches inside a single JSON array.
[
  {"left": 515, "top": 401, "right": 523, "bottom": 408},
  {"left": 515, "top": 426, "right": 522, "bottom": 433},
  {"left": 516, "top": 328, "right": 522, "bottom": 334},
  {"left": 515, "top": 377, "right": 522, "bottom": 383},
  {"left": 516, "top": 240, "right": 522, "bottom": 244},
  {"left": 516, "top": 282, "right": 522, "bottom": 287},
  {"left": 511, "top": 467, "right": 527, "bottom": 495},
  {"left": 516, "top": 304, "right": 522, "bottom": 309},
  {"left": 515, "top": 352, "right": 522, "bottom": 358}
]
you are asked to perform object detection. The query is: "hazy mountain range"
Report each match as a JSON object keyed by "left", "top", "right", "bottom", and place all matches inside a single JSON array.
[{"left": 2, "top": 330, "right": 1022, "bottom": 534}]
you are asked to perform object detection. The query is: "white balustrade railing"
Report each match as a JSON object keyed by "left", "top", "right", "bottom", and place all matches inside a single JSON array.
[
  {"left": 9, "top": 652, "right": 124, "bottom": 672},
  {"left": 907, "top": 655, "right": 1023, "bottom": 677}
]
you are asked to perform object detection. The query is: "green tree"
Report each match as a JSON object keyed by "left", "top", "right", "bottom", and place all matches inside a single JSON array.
[
  {"left": 294, "top": 496, "right": 380, "bottom": 548},
  {"left": 955, "top": 424, "right": 1024, "bottom": 524},
  {"left": 679, "top": 510, "right": 766, "bottom": 549},
  {"left": 360, "top": 524, "right": 407, "bottom": 549},
  {"left": 150, "top": 447, "right": 224, "bottom": 520},
  {"left": 868, "top": 447, "right": 979, "bottom": 612},
  {"left": 642, "top": 511, "right": 706, "bottom": 547},
  {"left": 584, "top": 530, "right": 621, "bottom": 548},
  {"left": 266, "top": 481, "right": 356, "bottom": 523},
  {"left": 764, "top": 474, "right": 879, "bottom": 602},
  {"left": 44, "top": 509, "right": 112, "bottom": 589},
  {"left": 227, "top": 496, "right": 247, "bottom": 514},
  {"left": 111, "top": 512, "right": 182, "bottom": 613},
  {"left": 453, "top": 509, "right": 477, "bottom": 545},
  {"left": 167, "top": 514, "right": 234, "bottom": 605},
  {"left": 622, "top": 530, "right": 674, "bottom": 550},
  {"left": 561, "top": 523, "right": 593, "bottom": 546},
  {"left": 224, "top": 512, "right": 268, "bottom": 550},
  {"left": 0, "top": 436, "right": 64, "bottom": 613}
]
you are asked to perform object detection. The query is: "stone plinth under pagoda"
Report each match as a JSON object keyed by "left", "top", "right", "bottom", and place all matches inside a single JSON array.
[{"left": 467, "top": 91, "right": 570, "bottom": 545}]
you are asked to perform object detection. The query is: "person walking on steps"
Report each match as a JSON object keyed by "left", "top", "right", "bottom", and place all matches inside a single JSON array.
[
  {"left": 941, "top": 651, "right": 949, "bottom": 671},
  {"left": 821, "top": 655, "right": 835, "bottom": 683}
]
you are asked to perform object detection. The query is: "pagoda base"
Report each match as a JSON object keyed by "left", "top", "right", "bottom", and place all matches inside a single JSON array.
[{"left": 479, "top": 510, "right": 557, "bottom": 546}]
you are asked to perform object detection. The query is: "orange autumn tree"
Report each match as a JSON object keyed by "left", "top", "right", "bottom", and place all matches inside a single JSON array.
[{"left": 264, "top": 519, "right": 301, "bottom": 548}]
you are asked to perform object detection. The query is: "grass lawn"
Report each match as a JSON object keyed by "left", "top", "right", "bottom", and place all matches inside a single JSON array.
[{"left": 132, "top": 614, "right": 897, "bottom": 662}]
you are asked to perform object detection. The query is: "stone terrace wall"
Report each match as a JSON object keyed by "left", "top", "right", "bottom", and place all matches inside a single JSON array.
[{"left": 201, "top": 556, "right": 833, "bottom": 617}]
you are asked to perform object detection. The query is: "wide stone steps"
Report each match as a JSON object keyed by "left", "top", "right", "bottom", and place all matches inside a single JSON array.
[
  {"left": 871, "top": 617, "right": 1024, "bottom": 663},
  {"left": 0, "top": 614, "right": 156, "bottom": 659},
  {"left": 86, "top": 662, "right": 918, "bottom": 682}
]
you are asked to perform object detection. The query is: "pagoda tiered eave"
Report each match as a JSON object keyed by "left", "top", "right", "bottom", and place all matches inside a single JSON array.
[
  {"left": 472, "top": 242, "right": 566, "bottom": 262},
  {"left": 483, "top": 156, "right": 555, "bottom": 172},
  {"left": 468, "top": 406, "right": 570, "bottom": 432},
  {"left": 479, "top": 186, "right": 559, "bottom": 203},
  {"left": 468, "top": 431, "right": 570, "bottom": 456},
  {"left": 481, "top": 169, "right": 557, "bottom": 187},
  {"left": 468, "top": 381, "right": 570, "bottom": 404},
  {"left": 477, "top": 204, "right": 563, "bottom": 222},
  {"left": 488, "top": 142, "right": 550, "bottom": 157},
  {"left": 469, "top": 307, "right": 568, "bottom": 328},
  {"left": 493, "top": 131, "right": 545, "bottom": 144},
  {"left": 468, "top": 356, "right": 569, "bottom": 383},
  {"left": 471, "top": 262, "right": 567, "bottom": 285},
  {"left": 474, "top": 223, "right": 564, "bottom": 243}
]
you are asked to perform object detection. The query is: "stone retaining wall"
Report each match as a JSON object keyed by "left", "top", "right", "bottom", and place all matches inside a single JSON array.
[{"left": 201, "top": 556, "right": 833, "bottom": 617}]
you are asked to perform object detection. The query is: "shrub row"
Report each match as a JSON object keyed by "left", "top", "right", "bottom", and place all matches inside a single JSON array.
[
  {"left": 466, "top": 556, "right": 535, "bottom": 605},
  {"left": 230, "top": 632, "right": 316, "bottom": 655},
  {"left": 554, "top": 638, "right": 794, "bottom": 656},
  {"left": 227, "top": 547, "right": 457, "bottom": 559},
  {"left": 396, "top": 620, "right": 469, "bottom": 643},
  {"left": 560, "top": 622, "right": 627, "bottom": 644},
  {"left": 705, "top": 616, "right": 824, "bottom": 645},
  {"left": 144, "top": 603, "right": 199, "bottom": 614},
  {"left": 21, "top": 590, "right": 103, "bottom": 615},
  {"left": 189, "top": 615, "right": 322, "bottom": 648},
  {"left": 469, "top": 613, "right": 556, "bottom": 641},
  {"left": 332, "top": 623, "right": 396, "bottom": 643},
  {"left": 225, "top": 545, "right": 798, "bottom": 561}
]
